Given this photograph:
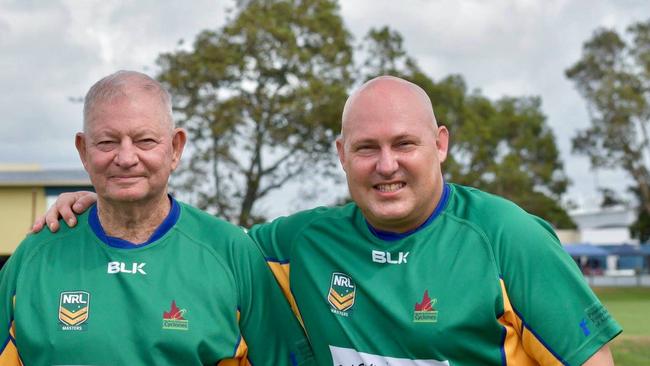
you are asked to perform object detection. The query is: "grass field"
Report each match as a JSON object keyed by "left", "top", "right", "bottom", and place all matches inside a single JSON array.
[{"left": 593, "top": 287, "right": 650, "bottom": 365}]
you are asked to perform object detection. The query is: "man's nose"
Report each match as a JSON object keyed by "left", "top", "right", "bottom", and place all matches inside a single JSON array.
[
  {"left": 114, "top": 140, "right": 139, "bottom": 167},
  {"left": 376, "top": 148, "right": 398, "bottom": 176}
]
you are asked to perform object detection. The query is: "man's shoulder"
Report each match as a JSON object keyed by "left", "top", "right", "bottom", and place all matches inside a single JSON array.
[
  {"left": 447, "top": 183, "right": 531, "bottom": 219},
  {"left": 174, "top": 201, "right": 253, "bottom": 249},
  {"left": 10, "top": 216, "right": 90, "bottom": 266},
  {"left": 257, "top": 202, "right": 357, "bottom": 232},
  {"left": 288, "top": 202, "right": 357, "bottom": 222},
  {"left": 177, "top": 201, "right": 244, "bottom": 233},
  {"left": 446, "top": 184, "right": 553, "bottom": 235},
  {"left": 248, "top": 203, "right": 359, "bottom": 257},
  {"left": 446, "top": 183, "right": 558, "bottom": 246}
]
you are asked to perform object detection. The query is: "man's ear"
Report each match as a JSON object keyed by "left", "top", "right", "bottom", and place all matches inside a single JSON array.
[
  {"left": 75, "top": 133, "right": 89, "bottom": 171},
  {"left": 335, "top": 136, "right": 346, "bottom": 172},
  {"left": 436, "top": 126, "right": 449, "bottom": 163},
  {"left": 170, "top": 128, "right": 187, "bottom": 171}
]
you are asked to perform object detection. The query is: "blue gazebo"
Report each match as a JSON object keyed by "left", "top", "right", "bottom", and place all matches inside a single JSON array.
[
  {"left": 563, "top": 243, "right": 609, "bottom": 256},
  {"left": 599, "top": 244, "right": 649, "bottom": 273},
  {"left": 563, "top": 243, "right": 609, "bottom": 274}
]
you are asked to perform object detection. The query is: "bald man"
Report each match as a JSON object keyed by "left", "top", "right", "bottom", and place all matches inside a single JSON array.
[{"left": 34, "top": 76, "right": 621, "bottom": 365}]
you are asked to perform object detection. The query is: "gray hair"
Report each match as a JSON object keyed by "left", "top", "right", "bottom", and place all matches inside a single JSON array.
[{"left": 83, "top": 70, "right": 173, "bottom": 131}]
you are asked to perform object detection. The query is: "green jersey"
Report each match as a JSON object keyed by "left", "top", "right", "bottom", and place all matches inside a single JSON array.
[
  {"left": 0, "top": 198, "right": 313, "bottom": 365},
  {"left": 249, "top": 183, "right": 621, "bottom": 366}
]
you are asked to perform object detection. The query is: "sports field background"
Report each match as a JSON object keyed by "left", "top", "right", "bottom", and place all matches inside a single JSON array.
[{"left": 593, "top": 287, "right": 650, "bottom": 365}]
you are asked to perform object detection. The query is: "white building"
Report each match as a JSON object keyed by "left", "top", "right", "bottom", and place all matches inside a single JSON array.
[{"left": 556, "top": 205, "right": 638, "bottom": 245}]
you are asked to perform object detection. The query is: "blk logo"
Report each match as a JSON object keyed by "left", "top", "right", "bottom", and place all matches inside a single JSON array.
[
  {"left": 107, "top": 261, "right": 147, "bottom": 275},
  {"left": 372, "top": 250, "right": 409, "bottom": 264}
]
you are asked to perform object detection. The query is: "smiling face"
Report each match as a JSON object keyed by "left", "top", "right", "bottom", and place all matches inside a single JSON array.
[
  {"left": 336, "top": 77, "right": 449, "bottom": 233},
  {"left": 76, "top": 88, "right": 185, "bottom": 206}
]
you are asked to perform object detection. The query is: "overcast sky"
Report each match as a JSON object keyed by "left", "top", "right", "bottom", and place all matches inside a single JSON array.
[{"left": 1, "top": 0, "right": 648, "bottom": 217}]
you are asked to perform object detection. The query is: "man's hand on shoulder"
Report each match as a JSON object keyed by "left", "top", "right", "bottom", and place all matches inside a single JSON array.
[{"left": 31, "top": 191, "right": 98, "bottom": 233}]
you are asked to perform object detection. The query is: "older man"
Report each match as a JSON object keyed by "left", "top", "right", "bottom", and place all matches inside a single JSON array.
[
  {"left": 34, "top": 76, "right": 621, "bottom": 365},
  {"left": 0, "top": 71, "right": 312, "bottom": 365}
]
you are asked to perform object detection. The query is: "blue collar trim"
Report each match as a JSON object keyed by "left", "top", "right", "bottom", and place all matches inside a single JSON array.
[
  {"left": 89, "top": 195, "right": 180, "bottom": 249},
  {"left": 367, "top": 183, "right": 450, "bottom": 241}
]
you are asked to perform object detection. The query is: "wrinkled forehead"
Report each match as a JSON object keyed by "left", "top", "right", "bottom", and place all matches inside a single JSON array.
[
  {"left": 86, "top": 91, "right": 171, "bottom": 127},
  {"left": 83, "top": 73, "right": 174, "bottom": 133},
  {"left": 85, "top": 95, "right": 173, "bottom": 136}
]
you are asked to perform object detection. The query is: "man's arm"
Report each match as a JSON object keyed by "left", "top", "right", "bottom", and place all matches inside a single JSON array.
[
  {"left": 490, "top": 203, "right": 621, "bottom": 365},
  {"left": 233, "top": 236, "right": 314, "bottom": 365},
  {"left": 583, "top": 344, "right": 614, "bottom": 366},
  {"left": 0, "top": 244, "right": 25, "bottom": 364},
  {"left": 31, "top": 191, "right": 97, "bottom": 233}
]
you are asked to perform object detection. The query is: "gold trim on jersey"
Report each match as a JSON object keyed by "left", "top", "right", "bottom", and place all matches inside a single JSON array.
[
  {"left": 266, "top": 261, "right": 305, "bottom": 329},
  {"left": 217, "top": 309, "right": 250, "bottom": 366},
  {"left": 0, "top": 296, "right": 23, "bottom": 365},
  {"left": 498, "top": 279, "right": 563, "bottom": 365}
]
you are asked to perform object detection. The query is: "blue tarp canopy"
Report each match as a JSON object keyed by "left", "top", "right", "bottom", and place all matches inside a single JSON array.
[
  {"left": 602, "top": 244, "right": 644, "bottom": 256},
  {"left": 563, "top": 244, "right": 609, "bottom": 256}
]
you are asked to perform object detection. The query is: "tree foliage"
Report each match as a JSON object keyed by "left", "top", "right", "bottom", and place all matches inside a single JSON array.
[
  {"left": 631, "top": 186, "right": 650, "bottom": 242},
  {"left": 155, "top": 5, "right": 575, "bottom": 229},
  {"left": 566, "top": 19, "right": 650, "bottom": 228},
  {"left": 157, "top": 0, "right": 354, "bottom": 226},
  {"left": 361, "top": 27, "right": 575, "bottom": 228}
]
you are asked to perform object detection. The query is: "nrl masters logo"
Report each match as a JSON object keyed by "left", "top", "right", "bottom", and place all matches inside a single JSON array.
[
  {"left": 327, "top": 272, "right": 356, "bottom": 316},
  {"left": 59, "top": 291, "right": 90, "bottom": 331}
]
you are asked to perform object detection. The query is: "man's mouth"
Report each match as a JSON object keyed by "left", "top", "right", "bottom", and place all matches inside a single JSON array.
[
  {"left": 374, "top": 183, "right": 405, "bottom": 192},
  {"left": 110, "top": 175, "right": 143, "bottom": 182}
]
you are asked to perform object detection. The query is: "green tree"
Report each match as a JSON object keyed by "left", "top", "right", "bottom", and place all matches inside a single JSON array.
[
  {"left": 360, "top": 27, "right": 575, "bottom": 228},
  {"left": 360, "top": 26, "right": 417, "bottom": 77},
  {"left": 630, "top": 187, "right": 650, "bottom": 242},
  {"left": 566, "top": 19, "right": 650, "bottom": 229},
  {"left": 157, "top": 0, "right": 354, "bottom": 226}
]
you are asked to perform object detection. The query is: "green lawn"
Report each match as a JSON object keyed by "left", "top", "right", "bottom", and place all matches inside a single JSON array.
[{"left": 593, "top": 287, "right": 650, "bottom": 366}]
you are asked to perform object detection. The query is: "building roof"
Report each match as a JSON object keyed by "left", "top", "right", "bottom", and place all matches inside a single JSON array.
[
  {"left": 570, "top": 205, "right": 637, "bottom": 229},
  {"left": 0, "top": 169, "right": 90, "bottom": 187}
]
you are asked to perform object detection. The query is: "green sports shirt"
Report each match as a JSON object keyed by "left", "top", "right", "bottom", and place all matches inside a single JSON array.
[
  {"left": 0, "top": 198, "right": 313, "bottom": 365},
  {"left": 249, "top": 183, "right": 621, "bottom": 366}
]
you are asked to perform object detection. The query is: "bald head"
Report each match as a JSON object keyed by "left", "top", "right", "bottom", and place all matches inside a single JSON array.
[
  {"left": 83, "top": 70, "right": 173, "bottom": 132},
  {"left": 340, "top": 76, "right": 438, "bottom": 139}
]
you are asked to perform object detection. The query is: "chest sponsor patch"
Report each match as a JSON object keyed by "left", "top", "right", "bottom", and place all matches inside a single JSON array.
[
  {"left": 413, "top": 290, "right": 438, "bottom": 323},
  {"left": 59, "top": 291, "right": 90, "bottom": 331},
  {"left": 329, "top": 345, "right": 449, "bottom": 366},
  {"left": 162, "top": 300, "right": 189, "bottom": 330},
  {"left": 328, "top": 272, "right": 356, "bottom": 316}
]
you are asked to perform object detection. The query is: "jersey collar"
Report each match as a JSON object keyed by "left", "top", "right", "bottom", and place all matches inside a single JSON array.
[
  {"left": 88, "top": 195, "right": 180, "bottom": 249},
  {"left": 366, "top": 183, "right": 450, "bottom": 241}
]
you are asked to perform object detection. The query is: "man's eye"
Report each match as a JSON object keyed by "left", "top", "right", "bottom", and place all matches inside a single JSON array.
[
  {"left": 137, "top": 139, "right": 157, "bottom": 148},
  {"left": 97, "top": 141, "right": 116, "bottom": 149},
  {"left": 396, "top": 141, "right": 415, "bottom": 148},
  {"left": 356, "top": 145, "right": 375, "bottom": 152}
]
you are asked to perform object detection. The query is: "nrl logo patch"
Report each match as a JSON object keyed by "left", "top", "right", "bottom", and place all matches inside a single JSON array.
[
  {"left": 59, "top": 291, "right": 90, "bottom": 331},
  {"left": 328, "top": 272, "right": 356, "bottom": 316}
]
